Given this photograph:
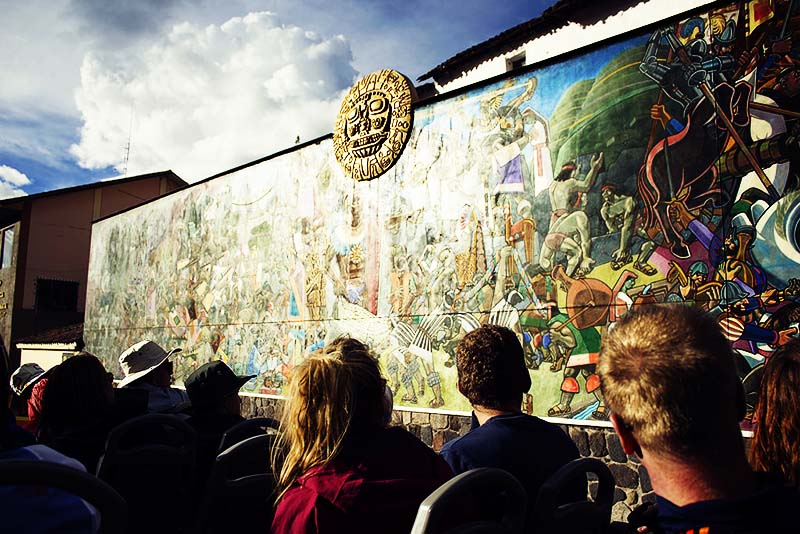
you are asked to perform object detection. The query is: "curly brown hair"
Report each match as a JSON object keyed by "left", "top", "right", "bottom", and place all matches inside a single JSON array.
[
  {"left": 455, "top": 325, "right": 531, "bottom": 410},
  {"left": 749, "top": 340, "right": 800, "bottom": 485}
]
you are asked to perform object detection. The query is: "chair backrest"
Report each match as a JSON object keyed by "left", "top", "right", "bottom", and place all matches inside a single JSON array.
[
  {"left": 530, "top": 457, "right": 615, "bottom": 534},
  {"left": 196, "top": 433, "right": 279, "bottom": 534},
  {"left": 218, "top": 416, "right": 280, "bottom": 452},
  {"left": 742, "top": 363, "right": 764, "bottom": 415},
  {"left": 0, "top": 459, "right": 128, "bottom": 533},
  {"left": 112, "top": 387, "right": 149, "bottom": 422},
  {"left": 96, "top": 413, "right": 197, "bottom": 534},
  {"left": 411, "top": 467, "right": 527, "bottom": 534}
]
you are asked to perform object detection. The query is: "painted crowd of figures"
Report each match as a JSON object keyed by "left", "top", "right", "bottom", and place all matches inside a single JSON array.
[{"left": 85, "top": 0, "right": 800, "bottom": 420}]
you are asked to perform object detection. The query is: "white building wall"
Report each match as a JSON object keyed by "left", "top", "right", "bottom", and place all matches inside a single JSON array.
[
  {"left": 18, "top": 347, "right": 75, "bottom": 370},
  {"left": 435, "top": 0, "right": 716, "bottom": 94}
]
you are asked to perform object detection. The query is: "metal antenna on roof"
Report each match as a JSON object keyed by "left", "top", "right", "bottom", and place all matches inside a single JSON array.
[{"left": 122, "top": 107, "right": 135, "bottom": 177}]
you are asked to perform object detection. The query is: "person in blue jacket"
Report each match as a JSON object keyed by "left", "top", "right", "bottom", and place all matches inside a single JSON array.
[{"left": 440, "top": 324, "right": 583, "bottom": 525}]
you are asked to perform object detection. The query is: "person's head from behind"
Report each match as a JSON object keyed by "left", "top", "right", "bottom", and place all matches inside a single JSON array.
[
  {"left": 274, "top": 337, "right": 386, "bottom": 499},
  {"left": 38, "top": 352, "right": 114, "bottom": 438},
  {"left": 598, "top": 305, "right": 745, "bottom": 462},
  {"left": 455, "top": 325, "right": 531, "bottom": 412},
  {"left": 185, "top": 360, "right": 255, "bottom": 416},
  {"left": 749, "top": 340, "right": 800, "bottom": 485},
  {"left": 144, "top": 360, "right": 174, "bottom": 387},
  {"left": 118, "top": 340, "right": 180, "bottom": 388},
  {"left": 9, "top": 363, "right": 47, "bottom": 401}
]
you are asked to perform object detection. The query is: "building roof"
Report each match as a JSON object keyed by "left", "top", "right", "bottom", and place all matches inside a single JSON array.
[
  {"left": 16, "top": 323, "right": 84, "bottom": 347},
  {"left": 417, "top": 0, "right": 647, "bottom": 87},
  {"left": 0, "top": 170, "right": 187, "bottom": 208}
]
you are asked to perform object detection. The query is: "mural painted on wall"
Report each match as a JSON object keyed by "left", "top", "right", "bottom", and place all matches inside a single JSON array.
[{"left": 85, "top": 0, "right": 800, "bottom": 421}]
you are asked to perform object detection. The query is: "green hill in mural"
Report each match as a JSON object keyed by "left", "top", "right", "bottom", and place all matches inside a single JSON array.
[
  {"left": 549, "top": 79, "right": 593, "bottom": 157},
  {"left": 550, "top": 45, "right": 658, "bottom": 171}
]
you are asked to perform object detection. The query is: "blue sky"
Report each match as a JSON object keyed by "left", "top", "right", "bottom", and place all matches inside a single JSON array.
[{"left": 0, "top": 0, "right": 558, "bottom": 196}]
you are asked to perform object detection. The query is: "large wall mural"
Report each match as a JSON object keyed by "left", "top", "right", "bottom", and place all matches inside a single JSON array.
[{"left": 85, "top": 0, "right": 800, "bottom": 422}]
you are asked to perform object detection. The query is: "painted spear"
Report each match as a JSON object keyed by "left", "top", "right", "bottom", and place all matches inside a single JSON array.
[{"left": 664, "top": 31, "right": 780, "bottom": 202}]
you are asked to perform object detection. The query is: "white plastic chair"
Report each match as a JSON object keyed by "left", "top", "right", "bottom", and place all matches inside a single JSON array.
[{"left": 411, "top": 467, "right": 527, "bottom": 534}]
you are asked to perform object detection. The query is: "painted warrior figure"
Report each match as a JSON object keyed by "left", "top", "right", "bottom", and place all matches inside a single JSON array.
[
  {"left": 638, "top": 26, "right": 754, "bottom": 259},
  {"left": 537, "top": 303, "right": 607, "bottom": 420},
  {"left": 600, "top": 184, "right": 657, "bottom": 275},
  {"left": 389, "top": 312, "right": 447, "bottom": 409},
  {"left": 304, "top": 251, "right": 326, "bottom": 321},
  {"left": 540, "top": 152, "right": 604, "bottom": 276}
]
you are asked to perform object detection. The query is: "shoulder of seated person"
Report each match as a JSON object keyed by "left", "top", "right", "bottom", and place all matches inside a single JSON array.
[
  {"left": 346, "top": 426, "right": 436, "bottom": 456},
  {"left": 3, "top": 444, "right": 87, "bottom": 472},
  {"left": 382, "top": 425, "right": 431, "bottom": 443}
]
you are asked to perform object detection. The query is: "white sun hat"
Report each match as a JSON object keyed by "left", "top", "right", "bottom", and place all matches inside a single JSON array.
[{"left": 118, "top": 340, "right": 181, "bottom": 388}]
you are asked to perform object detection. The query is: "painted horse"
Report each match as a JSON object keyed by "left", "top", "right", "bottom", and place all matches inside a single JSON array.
[{"left": 638, "top": 80, "right": 752, "bottom": 259}]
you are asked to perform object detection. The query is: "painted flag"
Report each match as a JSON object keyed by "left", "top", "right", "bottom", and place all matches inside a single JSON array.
[
  {"left": 492, "top": 141, "right": 525, "bottom": 194},
  {"left": 719, "top": 315, "right": 746, "bottom": 342},
  {"left": 493, "top": 155, "right": 525, "bottom": 194},
  {"left": 748, "top": 0, "right": 774, "bottom": 36}
]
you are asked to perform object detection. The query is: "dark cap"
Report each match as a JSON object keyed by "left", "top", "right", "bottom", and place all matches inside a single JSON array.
[
  {"left": 10, "top": 363, "right": 49, "bottom": 398},
  {"left": 185, "top": 360, "right": 255, "bottom": 409}
]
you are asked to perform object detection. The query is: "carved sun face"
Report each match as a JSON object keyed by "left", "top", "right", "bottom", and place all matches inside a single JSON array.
[
  {"left": 345, "top": 91, "right": 392, "bottom": 158},
  {"left": 333, "top": 69, "right": 414, "bottom": 181}
]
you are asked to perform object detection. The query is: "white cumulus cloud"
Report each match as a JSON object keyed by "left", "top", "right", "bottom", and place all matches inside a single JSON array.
[
  {"left": 70, "top": 11, "right": 357, "bottom": 183},
  {"left": 0, "top": 164, "right": 32, "bottom": 186},
  {"left": 0, "top": 165, "right": 31, "bottom": 199}
]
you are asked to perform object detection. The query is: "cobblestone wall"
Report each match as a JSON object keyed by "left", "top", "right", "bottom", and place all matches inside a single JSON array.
[
  {"left": 242, "top": 396, "right": 749, "bottom": 523},
  {"left": 241, "top": 395, "right": 284, "bottom": 421}
]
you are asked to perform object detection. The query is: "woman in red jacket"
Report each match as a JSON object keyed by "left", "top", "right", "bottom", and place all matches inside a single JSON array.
[{"left": 271, "top": 337, "right": 453, "bottom": 534}]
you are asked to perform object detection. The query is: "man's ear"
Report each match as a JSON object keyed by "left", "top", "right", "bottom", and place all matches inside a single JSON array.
[{"left": 611, "top": 413, "right": 642, "bottom": 457}]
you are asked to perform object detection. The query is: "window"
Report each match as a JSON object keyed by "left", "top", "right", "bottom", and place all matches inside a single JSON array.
[
  {"left": 35, "top": 279, "right": 79, "bottom": 312},
  {"left": 507, "top": 53, "right": 526, "bottom": 72},
  {"left": 1, "top": 226, "right": 13, "bottom": 269}
]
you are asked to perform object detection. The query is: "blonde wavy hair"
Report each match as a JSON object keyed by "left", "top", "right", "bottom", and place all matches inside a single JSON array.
[{"left": 272, "top": 337, "right": 386, "bottom": 502}]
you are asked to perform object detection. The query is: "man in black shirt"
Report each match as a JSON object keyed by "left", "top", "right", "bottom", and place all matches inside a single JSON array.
[
  {"left": 599, "top": 305, "right": 800, "bottom": 533},
  {"left": 440, "top": 325, "right": 582, "bottom": 528}
]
